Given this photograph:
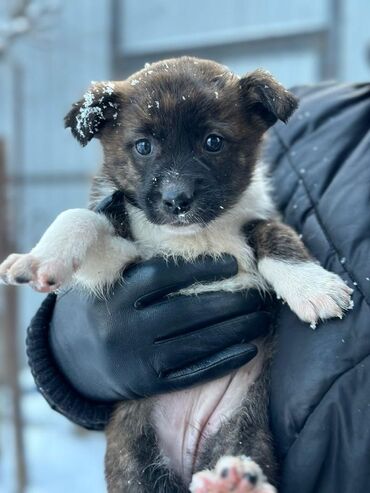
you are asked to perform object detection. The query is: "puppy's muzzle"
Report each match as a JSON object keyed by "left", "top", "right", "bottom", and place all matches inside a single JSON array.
[{"left": 160, "top": 182, "right": 194, "bottom": 216}]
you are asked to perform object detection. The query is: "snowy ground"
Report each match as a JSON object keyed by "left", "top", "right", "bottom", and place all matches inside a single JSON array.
[{"left": 0, "top": 369, "right": 106, "bottom": 493}]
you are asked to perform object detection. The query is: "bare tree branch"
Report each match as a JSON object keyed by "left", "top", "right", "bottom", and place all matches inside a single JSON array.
[{"left": 0, "top": 0, "right": 59, "bottom": 55}]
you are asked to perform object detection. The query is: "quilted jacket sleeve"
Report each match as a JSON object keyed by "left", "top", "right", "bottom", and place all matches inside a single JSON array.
[{"left": 265, "top": 82, "right": 370, "bottom": 493}]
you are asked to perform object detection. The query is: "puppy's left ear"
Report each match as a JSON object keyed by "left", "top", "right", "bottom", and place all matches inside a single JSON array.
[
  {"left": 240, "top": 69, "right": 298, "bottom": 128},
  {"left": 65, "top": 82, "right": 121, "bottom": 146}
]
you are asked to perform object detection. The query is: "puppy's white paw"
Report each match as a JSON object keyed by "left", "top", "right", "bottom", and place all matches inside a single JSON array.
[
  {"left": 190, "top": 455, "right": 276, "bottom": 493},
  {"left": 0, "top": 252, "right": 76, "bottom": 292},
  {"left": 0, "top": 208, "right": 119, "bottom": 293},
  {"left": 258, "top": 259, "right": 353, "bottom": 328}
]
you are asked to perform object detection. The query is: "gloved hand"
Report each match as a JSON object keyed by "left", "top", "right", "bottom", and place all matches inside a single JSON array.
[
  {"left": 50, "top": 255, "right": 271, "bottom": 399},
  {"left": 27, "top": 255, "right": 271, "bottom": 429}
]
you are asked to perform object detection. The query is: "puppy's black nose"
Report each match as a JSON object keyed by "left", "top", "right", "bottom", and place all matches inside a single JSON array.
[{"left": 162, "top": 189, "right": 193, "bottom": 215}]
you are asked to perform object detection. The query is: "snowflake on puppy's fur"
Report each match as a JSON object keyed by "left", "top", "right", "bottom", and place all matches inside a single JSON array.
[{"left": 75, "top": 82, "right": 116, "bottom": 138}]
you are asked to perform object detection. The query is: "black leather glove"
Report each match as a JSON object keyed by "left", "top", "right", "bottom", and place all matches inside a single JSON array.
[{"left": 27, "top": 255, "right": 271, "bottom": 430}]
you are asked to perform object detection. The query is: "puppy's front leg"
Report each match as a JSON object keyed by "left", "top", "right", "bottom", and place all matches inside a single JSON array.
[
  {"left": 246, "top": 221, "right": 353, "bottom": 327},
  {"left": 0, "top": 209, "right": 138, "bottom": 293}
]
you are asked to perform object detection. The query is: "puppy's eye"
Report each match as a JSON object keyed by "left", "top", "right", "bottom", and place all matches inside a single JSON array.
[
  {"left": 204, "top": 134, "right": 223, "bottom": 153},
  {"left": 135, "top": 139, "right": 152, "bottom": 156}
]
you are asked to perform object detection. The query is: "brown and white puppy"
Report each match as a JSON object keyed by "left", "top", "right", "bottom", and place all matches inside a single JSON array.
[{"left": 0, "top": 57, "right": 352, "bottom": 493}]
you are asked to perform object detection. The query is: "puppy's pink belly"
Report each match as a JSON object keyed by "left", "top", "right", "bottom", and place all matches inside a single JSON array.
[{"left": 152, "top": 348, "right": 264, "bottom": 483}]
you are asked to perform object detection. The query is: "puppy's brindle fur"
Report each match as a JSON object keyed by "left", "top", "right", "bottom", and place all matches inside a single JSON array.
[{"left": 0, "top": 57, "right": 352, "bottom": 492}]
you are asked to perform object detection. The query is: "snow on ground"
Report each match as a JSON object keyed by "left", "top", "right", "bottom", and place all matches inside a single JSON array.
[{"left": 0, "top": 369, "right": 106, "bottom": 493}]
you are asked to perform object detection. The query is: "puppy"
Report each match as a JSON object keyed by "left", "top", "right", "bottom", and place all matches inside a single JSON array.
[{"left": 0, "top": 57, "right": 352, "bottom": 492}]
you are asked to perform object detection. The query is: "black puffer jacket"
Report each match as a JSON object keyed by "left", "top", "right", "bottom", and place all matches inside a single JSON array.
[{"left": 267, "top": 82, "right": 370, "bottom": 493}]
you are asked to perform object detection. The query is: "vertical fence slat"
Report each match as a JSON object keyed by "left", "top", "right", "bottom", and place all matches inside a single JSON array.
[{"left": 0, "top": 139, "right": 27, "bottom": 493}]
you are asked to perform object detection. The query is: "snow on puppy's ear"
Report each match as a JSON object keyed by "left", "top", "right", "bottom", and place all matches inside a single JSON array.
[
  {"left": 239, "top": 69, "right": 298, "bottom": 128},
  {"left": 64, "top": 81, "right": 121, "bottom": 146}
]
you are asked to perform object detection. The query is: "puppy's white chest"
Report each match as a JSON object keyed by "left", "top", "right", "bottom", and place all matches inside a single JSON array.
[{"left": 128, "top": 206, "right": 265, "bottom": 293}]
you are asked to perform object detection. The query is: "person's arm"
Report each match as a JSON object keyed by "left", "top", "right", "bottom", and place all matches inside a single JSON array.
[{"left": 27, "top": 255, "right": 271, "bottom": 430}]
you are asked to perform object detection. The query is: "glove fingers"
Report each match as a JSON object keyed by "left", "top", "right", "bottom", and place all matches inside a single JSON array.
[
  {"left": 150, "top": 288, "right": 268, "bottom": 313},
  {"left": 161, "top": 343, "right": 258, "bottom": 386},
  {"left": 153, "top": 312, "right": 271, "bottom": 373},
  {"left": 127, "top": 255, "right": 239, "bottom": 304},
  {"left": 145, "top": 290, "right": 268, "bottom": 344}
]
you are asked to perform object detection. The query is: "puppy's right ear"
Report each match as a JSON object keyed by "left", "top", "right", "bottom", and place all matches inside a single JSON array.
[{"left": 65, "top": 82, "right": 121, "bottom": 146}]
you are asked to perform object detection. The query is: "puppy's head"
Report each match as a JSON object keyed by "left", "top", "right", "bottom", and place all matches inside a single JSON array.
[{"left": 65, "top": 57, "right": 297, "bottom": 232}]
